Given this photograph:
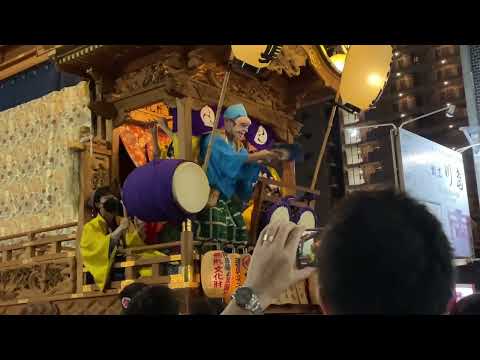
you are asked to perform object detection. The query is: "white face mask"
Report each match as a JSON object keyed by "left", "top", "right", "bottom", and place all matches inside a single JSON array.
[
  {"left": 200, "top": 105, "right": 215, "bottom": 128},
  {"left": 254, "top": 125, "right": 268, "bottom": 145}
]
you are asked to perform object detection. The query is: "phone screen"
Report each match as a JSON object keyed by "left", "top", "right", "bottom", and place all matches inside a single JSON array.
[{"left": 297, "top": 230, "right": 320, "bottom": 268}]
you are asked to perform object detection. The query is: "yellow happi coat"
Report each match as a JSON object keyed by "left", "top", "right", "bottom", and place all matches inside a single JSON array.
[{"left": 80, "top": 215, "right": 164, "bottom": 290}]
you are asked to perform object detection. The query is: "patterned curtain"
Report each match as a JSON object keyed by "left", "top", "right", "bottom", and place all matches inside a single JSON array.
[
  {"left": 0, "top": 82, "right": 91, "bottom": 241},
  {"left": 118, "top": 102, "right": 173, "bottom": 167}
]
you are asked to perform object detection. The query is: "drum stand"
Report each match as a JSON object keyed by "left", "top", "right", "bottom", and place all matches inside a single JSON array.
[
  {"left": 179, "top": 219, "right": 199, "bottom": 314},
  {"left": 180, "top": 219, "right": 194, "bottom": 283}
]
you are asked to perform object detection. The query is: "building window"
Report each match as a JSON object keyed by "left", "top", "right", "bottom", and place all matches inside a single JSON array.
[
  {"left": 439, "top": 85, "right": 464, "bottom": 102},
  {"left": 396, "top": 75, "right": 415, "bottom": 91},
  {"left": 435, "top": 46, "right": 458, "bottom": 60},
  {"left": 398, "top": 96, "right": 416, "bottom": 113},
  {"left": 397, "top": 54, "right": 412, "bottom": 69}
]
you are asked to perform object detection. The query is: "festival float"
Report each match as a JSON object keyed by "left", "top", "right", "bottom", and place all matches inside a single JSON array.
[{"left": 0, "top": 45, "right": 392, "bottom": 314}]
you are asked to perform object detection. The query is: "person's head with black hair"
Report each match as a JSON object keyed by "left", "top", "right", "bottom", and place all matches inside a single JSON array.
[
  {"left": 119, "top": 282, "right": 148, "bottom": 312},
  {"left": 317, "top": 190, "right": 454, "bottom": 314},
  {"left": 91, "top": 186, "right": 113, "bottom": 212},
  {"left": 188, "top": 297, "right": 224, "bottom": 315},
  {"left": 450, "top": 293, "right": 480, "bottom": 314},
  {"left": 89, "top": 186, "right": 123, "bottom": 223},
  {"left": 121, "top": 285, "right": 179, "bottom": 315}
]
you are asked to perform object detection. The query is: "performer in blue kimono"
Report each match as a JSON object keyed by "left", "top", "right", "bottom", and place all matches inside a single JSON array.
[{"left": 194, "top": 104, "right": 279, "bottom": 246}]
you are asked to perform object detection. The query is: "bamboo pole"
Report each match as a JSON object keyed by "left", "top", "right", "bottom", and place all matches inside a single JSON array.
[
  {"left": 310, "top": 92, "right": 340, "bottom": 191},
  {"left": 202, "top": 66, "right": 231, "bottom": 173}
]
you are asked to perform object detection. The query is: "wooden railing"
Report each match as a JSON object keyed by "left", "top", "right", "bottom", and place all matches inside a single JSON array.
[
  {"left": 0, "top": 222, "right": 78, "bottom": 267},
  {"left": 0, "top": 221, "right": 321, "bottom": 314},
  {"left": 80, "top": 239, "right": 202, "bottom": 293},
  {"left": 0, "top": 223, "right": 78, "bottom": 304}
]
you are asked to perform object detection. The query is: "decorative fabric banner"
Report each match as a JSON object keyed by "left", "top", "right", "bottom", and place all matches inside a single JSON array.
[
  {"left": 171, "top": 105, "right": 225, "bottom": 136},
  {"left": 0, "top": 60, "right": 82, "bottom": 112},
  {"left": 120, "top": 102, "right": 173, "bottom": 166},
  {"left": 0, "top": 82, "right": 91, "bottom": 241},
  {"left": 246, "top": 120, "right": 275, "bottom": 151},
  {"left": 117, "top": 125, "right": 172, "bottom": 167},
  {"left": 171, "top": 104, "right": 276, "bottom": 150}
]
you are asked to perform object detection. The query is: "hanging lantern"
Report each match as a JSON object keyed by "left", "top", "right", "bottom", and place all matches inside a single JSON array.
[
  {"left": 231, "top": 45, "right": 282, "bottom": 69},
  {"left": 339, "top": 45, "right": 393, "bottom": 111}
]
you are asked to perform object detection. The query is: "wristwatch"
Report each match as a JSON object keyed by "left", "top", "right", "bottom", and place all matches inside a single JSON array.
[{"left": 231, "top": 287, "right": 264, "bottom": 315}]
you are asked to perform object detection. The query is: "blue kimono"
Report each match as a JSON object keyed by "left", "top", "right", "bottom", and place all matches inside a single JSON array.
[
  {"left": 195, "top": 133, "right": 260, "bottom": 245},
  {"left": 200, "top": 133, "right": 260, "bottom": 201}
]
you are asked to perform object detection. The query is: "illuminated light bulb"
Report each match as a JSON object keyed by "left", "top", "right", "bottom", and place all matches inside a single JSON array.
[
  {"left": 399, "top": 93, "right": 404, "bottom": 97},
  {"left": 367, "top": 73, "right": 383, "bottom": 87},
  {"left": 441, "top": 59, "right": 446, "bottom": 64},
  {"left": 396, "top": 72, "right": 401, "bottom": 77},
  {"left": 444, "top": 81, "right": 449, "bottom": 85},
  {"left": 401, "top": 114, "right": 406, "bottom": 118},
  {"left": 449, "top": 124, "right": 454, "bottom": 129}
]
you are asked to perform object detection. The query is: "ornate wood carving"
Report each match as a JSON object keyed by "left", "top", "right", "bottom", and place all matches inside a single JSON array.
[
  {"left": 55, "top": 295, "right": 121, "bottom": 315},
  {"left": 0, "top": 294, "right": 121, "bottom": 315},
  {"left": 0, "top": 257, "right": 75, "bottom": 303},
  {"left": 302, "top": 45, "right": 340, "bottom": 91},
  {"left": 81, "top": 143, "right": 112, "bottom": 201},
  {"left": 66, "top": 45, "right": 341, "bottom": 144},
  {"left": 104, "top": 46, "right": 304, "bottom": 142},
  {"left": 268, "top": 45, "right": 310, "bottom": 78}
]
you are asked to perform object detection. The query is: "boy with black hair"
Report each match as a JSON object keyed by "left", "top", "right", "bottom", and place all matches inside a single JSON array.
[
  {"left": 119, "top": 282, "right": 148, "bottom": 312},
  {"left": 121, "top": 285, "right": 179, "bottom": 315},
  {"left": 316, "top": 191, "right": 454, "bottom": 314}
]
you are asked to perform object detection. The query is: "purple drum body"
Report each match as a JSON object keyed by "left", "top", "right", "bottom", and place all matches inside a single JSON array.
[
  {"left": 259, "top": 198, "right": 292, "bottom": 235},
  {"left": 287, "top": 197, "right": 318, "bottom": 228},
  {"left": 122, "top": 159, "right": 185, "bottom": 223}
]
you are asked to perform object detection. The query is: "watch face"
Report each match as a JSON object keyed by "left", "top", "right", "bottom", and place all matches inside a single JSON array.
[{"left": 236, "top": 287, "right": 253, "bottom": 305}]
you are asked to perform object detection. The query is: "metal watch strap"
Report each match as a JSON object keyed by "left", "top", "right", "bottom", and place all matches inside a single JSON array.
[
  {"left": 232, "top": 288, "right": 264, "bottom": 315},
  {"left": 245, "top": 292, "right": 264, "bottom": 315}
]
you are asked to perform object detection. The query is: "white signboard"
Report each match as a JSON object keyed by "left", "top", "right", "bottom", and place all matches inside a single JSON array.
[
  {"left": 398, "top": 129, "right": 473, "bottom": 258},
  {"left": 455, "top": 284, "right": 475, "bottom": 302}
]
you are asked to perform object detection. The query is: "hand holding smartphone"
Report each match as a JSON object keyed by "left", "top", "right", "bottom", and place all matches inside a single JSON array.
[{"left": 297, "top": 228, "right": 323, "bottom": 269}]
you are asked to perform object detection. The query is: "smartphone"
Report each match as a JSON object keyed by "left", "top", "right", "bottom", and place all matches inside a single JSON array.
[{"left": 296, "top": 228, "right": 322, "bottom": 269}]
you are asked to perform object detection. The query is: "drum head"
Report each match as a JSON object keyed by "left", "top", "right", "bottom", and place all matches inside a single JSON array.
[
  {"left": 172, "top": 162, "right": 210, "bottom": 214},
  {"left": 269, "top": 206, "right": 290, "bottom": 225},
  {"left": 297, "top": 210, "right": 316, "bottom": 228}
]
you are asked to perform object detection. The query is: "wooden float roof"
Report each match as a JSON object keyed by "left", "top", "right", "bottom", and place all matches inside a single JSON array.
[{"left": 53, "top": 45, "right": 341, "bottom": 142}]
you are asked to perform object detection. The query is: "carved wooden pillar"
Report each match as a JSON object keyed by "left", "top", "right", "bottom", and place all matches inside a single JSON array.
[
  {"left": 87, "top": 68, "right": 113, "bottom": 142},
  {"left": 175, "top": 97, "right": 195, "bottom": 285},
  {"left": 75, "top": 150, "right": 87, "bottom": 293},
  {"left": 111, "top": 127, "right": 120, "bottom": 188},
  {"left": 175, "top": 97, "right": 193, "bottom": 161},
  {"left": 282, "top": 131, "right": 297, "bottom": 197},
  {"left": 71, "top": 141, "right": 112, "bottom": 293}
]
